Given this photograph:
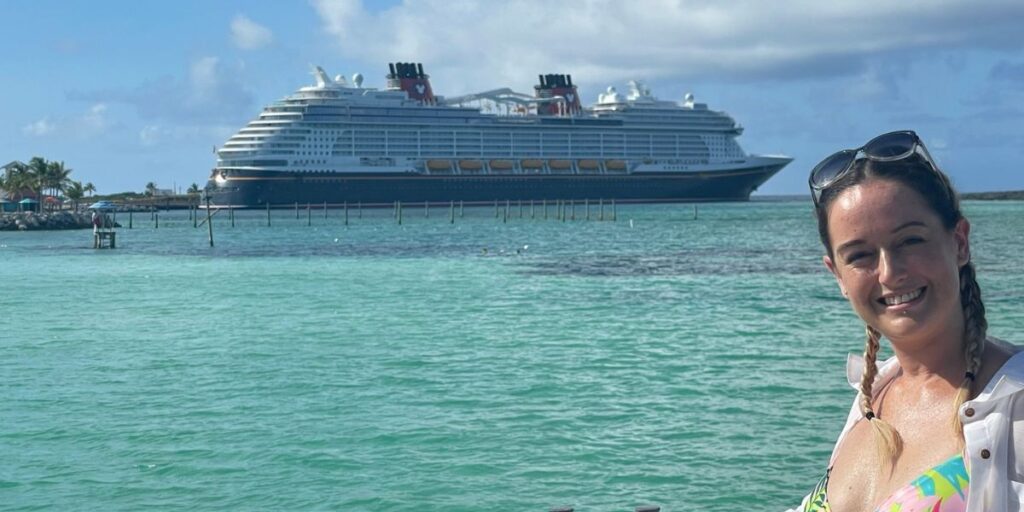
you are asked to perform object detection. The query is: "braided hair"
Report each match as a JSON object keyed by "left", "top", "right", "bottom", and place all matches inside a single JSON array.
[{"left": 814, "top": 155, "right": 987, "bottom": 464}]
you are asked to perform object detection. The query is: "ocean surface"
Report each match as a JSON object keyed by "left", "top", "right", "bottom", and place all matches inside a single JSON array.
[{"left": 2, "top": 200, "right": 1022, "bottom": 511}]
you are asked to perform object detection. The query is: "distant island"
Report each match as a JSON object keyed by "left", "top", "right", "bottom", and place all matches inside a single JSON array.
[{"left": 961, "top": 190, "right": 1024, "bottom": 200}]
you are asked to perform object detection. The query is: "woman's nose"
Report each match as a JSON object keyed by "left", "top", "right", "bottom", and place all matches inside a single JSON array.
[{"left": 878, "top": 250, "right": 907, "bottom": 287}]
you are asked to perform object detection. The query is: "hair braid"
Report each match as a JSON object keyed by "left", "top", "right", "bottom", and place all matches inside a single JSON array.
[
  {"left": 952, "top": 261, "right": 987, "bottom": 439},
  {"left": 860, "top": 325, "right": 903, "bottom": 466}
]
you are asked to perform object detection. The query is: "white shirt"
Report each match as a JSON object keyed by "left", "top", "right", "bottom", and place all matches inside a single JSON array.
[{"left": 789, "top": 340, "right": 1024, "bottom": 511}]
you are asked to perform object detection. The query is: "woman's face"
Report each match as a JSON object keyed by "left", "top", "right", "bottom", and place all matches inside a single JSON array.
[{"left": 823, "top": 179, "right": 970, "bottom": 343}]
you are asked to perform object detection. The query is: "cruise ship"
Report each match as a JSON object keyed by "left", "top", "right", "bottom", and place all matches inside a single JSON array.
[{"left": 205, "top": 62, "right": 791, "bottom": 207}]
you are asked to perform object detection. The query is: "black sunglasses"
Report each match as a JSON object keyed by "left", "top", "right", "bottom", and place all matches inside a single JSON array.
[{"left": 809, "top": 130, "right": 939, "bottom": 207}]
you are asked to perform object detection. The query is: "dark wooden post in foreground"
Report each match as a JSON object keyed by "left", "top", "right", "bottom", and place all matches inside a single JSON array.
[
  {"left": 266, "top": 202, "right": 271, "bottom": 226},
  {"left": 449, "top": 200, "right": 454, "bottom": 224},
  {"left": 206, "top": 196, "right": 214, "bottom": 247},
  {"left": 344, "top": 201, "right": 349, "bottom": 226},
  {"left": 307, "top": 203, "right": 311, "bottom": 226},
  {"left": 599, "top": 198, "right": 604, "bottom": 221},
  {"left": 229, "top": 205, "right": 234, "bottom": 227},
  {"left": 128, "top": 210, "right": 133, "bottom": 229}
]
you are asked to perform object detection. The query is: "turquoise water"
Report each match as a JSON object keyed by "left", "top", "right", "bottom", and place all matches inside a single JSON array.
[{"left": 2, "top": 201, "right": 1022, "bottom": 511}]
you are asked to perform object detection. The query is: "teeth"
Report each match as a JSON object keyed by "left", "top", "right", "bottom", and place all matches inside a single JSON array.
[{"left": 885, "top": 288, "right": 922, "bottom": 306}]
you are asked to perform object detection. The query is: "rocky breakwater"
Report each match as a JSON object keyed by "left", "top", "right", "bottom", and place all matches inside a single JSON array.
[{"left": 0, "top": 212, "right": 118, "bottom": 231}]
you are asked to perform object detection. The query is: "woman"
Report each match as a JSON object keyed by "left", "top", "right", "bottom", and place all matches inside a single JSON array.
[{"left": 794, "top": 130, "right": 1024, "bottom": 511}]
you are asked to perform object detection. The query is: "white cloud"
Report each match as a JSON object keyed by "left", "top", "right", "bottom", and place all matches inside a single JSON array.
[
  {"left": 310, "top": 0, "right": 1024, "bottom": 94},
  {"left": 23, "top": 118, "right": 56, "bottom": 136},
  {"left": 231, "top": 15, "right": 273, "bottom": 50},
  {"left": 140, "top": 125, "right": 162, "bottom": 146}
]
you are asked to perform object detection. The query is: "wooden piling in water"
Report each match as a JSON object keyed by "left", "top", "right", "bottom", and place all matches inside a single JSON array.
[
  {"left": 397, "top": 201, "right": 403, "bottom": 225},
  {"left": 570, "top": 200, "right": 575, "bottom": 221},
  {"left": 307, "top": 203, "right": 311, "bottom": 226},
  {"left": 518, "top": 199, "right": 523, "bottom": 218},
  {"left": 128, "top": 210, "right": 133, "bottom": 229},
  {"left": 230, "top": 205, "right": 235, "bottom": 227},
  {"left": 585, "top": 198, "right": 589, "bottom": 221},
  {"left": 192, "top": 206, "right": 197, "bottom": 228},
  {"left": 543, "top": 199, "right": 547, "bottom": 219},
  {"left": 599, "top": 198, "right": 604, "bottom": 221},
  {"left": 324, "top": 201, "right": 328, "bottom": 219},
  {"left": 424, "top": 201, "right": 429, "bottom": 218},
  {"left": 449, "top": 200, "right": 455, "bottom": 224},
  {"left": 295, "top": 202, "right": 299, "bottom": 219},
  {"left": 494, "top": 199, "right": 499, "bottom": 218},
  {"left": 611, "top": 199, "right": 616, "bottom": 221},
  {"left": 206, "top": 196, "right": 214, "bottom": 247},
  {"left": 530, "top": 199, "right": 535, "bottom": 219},
  {"left": 266, "top": 202, "right": 271, "bottom": 226},
  {"left": 459, "top": 200, "right": 464, "bottom": 218},
  {"left": 344, "top": 201, "right": 348, "bottom": 226},
  {"left": 357, "top": 201, "right": 362, "bottom": 218},
  {"left": 154, "top": 211, "right": 159, "bottom": 229}
]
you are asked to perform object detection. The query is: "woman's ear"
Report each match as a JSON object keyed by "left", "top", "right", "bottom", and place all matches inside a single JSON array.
[
  {"left": 823, "top": 255, "right": 848, "bottom": 297},
  {"left": 954, "top": 218, "right": 971, "bottom": 267}
]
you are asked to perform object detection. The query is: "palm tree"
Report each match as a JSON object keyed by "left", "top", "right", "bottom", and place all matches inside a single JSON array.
[
  {"left": 187, "top": 183, "right": 201, "bottom": 195},
  {"left": 65, "top": 180, "right": 85, "bottom": 211},
  {"left": 44, "top": 160, "right": 72, "bottom": 210},
  {"left": 84, "top": 182, "right": 96, "bottom": 197},
  {"left": 27, "top": 157, "right": 48, "bottom": 212},
  {"left": 144, "top": 182, "right": 157, "bottom": 197}
]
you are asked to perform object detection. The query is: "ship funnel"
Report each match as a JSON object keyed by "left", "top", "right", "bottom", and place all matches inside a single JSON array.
[
  {"left": 387, "top": 62, "right": 436, "bottom": 105},
  {"left": 534, "top": 73, "right": 582, "bottom": 116}
]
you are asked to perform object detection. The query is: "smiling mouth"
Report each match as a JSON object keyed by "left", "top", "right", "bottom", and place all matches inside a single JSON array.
[{"left": 879, "top": 287, "right": 925, "bottom": 307}]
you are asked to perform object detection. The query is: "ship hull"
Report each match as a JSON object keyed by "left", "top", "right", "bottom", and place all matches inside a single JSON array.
[{"left": 207, "top": 163, "right": 787, "bottom": 208}]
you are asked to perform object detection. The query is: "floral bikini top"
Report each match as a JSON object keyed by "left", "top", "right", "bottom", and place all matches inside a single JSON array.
[{"left": 803, "top": 453, "right": 969, "bottom": 512}]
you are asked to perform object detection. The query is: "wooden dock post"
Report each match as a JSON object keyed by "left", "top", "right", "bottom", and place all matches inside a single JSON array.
[
  {"left": 530, "top": 199, "right": 535, "bottom": 219},
  {"left": 585, "top": 198, "right": 590, "bottom": 221},
  {"left": 206, "top": 196, "right": 214, "bottom": 247},
  {"left": 518, "top": 199, "right": 523, "bottom": 218},
  {"left": 599, "top": 198, "right": 604, "bottom": 221},
  {"left": 449, "top": 200, "right": 454, "bottom": 224},
  {"left": 543, "top": 198, "right": 547, "bottom": 219},
  {"left": 344, "top": 201, "right": 349, "bottom": 226},
  {"left": 424, "top": 201, "right": 429, "bottom": 218},
  {"left": 494, "top": 199, "right": 499, "bottom": 218},
  {"left": 154, "top": 211, "right": 159, "bottom": 229},
  {"left": 128, "top": 209, "right": 133, "bottom": 229},
  {"left": 611, "top": 199, "right": 616, "bottom": 221},
  {"left": 357, "top": 201, "right": 362, "bottom": 218},
  {"left": 266, "top": 201, "right": 271, "bottom": 226},
  {"left": 397, "top": 200, "right": 403, "bottom": 225},
  {"left": 503, "top": 201, "right": 508, "bottom": 223},
  {"left": 570, "top": 200, "right": 576, "bottom": 221},
  {"left": 307, "top": 203, "right": 311, "bottom": 226},
  {"left": 295, "top": 201, "right": 299, "bottom": 219},
  {"left": 694, "top": 204, "right": 698, "bottom": 220},
  {"left": 459, "top": 200, "right": 464, "bottom": 218},
  {"left": 323, "top": 201, "right": 328, "bottom": 219},
  {"left": 192, "top": 206, "right": 197, "bottom": 228},
  {"left": 230, "top": 205, "right": 235, "bottom": 227}
]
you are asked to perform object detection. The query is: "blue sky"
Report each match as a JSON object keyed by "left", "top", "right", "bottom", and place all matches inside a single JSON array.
[{"left": 2, "top": 0, "right": 1023, "bottom": 195}]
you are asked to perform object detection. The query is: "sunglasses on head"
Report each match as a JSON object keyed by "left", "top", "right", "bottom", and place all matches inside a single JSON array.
[{"left": 808, "top": 130, "right": 940, "bottom": 207}]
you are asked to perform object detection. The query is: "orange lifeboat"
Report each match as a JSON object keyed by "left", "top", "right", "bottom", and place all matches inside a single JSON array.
[
  {"left": 458, "top": 160, "right": 483, "bottom": 172},
  {"left": 426, "top": 159, "right": 452, "bottom": 171},
  {"left": 548, "top": 159, "right": 572, "bottom": 171},
  {"left": 521, "top": 159, "right": 544, "bottom": 169},
  {"left": 605, "top": 159, "right": 627, "bottom": 171},
  {"left": 578, "top": 159, "right": 600, "bottom": 171},
  {"left": 489, "top": 159, "right": 514, "bottom": 170}
]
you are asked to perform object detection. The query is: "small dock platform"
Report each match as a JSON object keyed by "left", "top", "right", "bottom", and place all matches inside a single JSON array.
[{"left": 93, "top": 231, "right": 116, "bottom": 249}]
